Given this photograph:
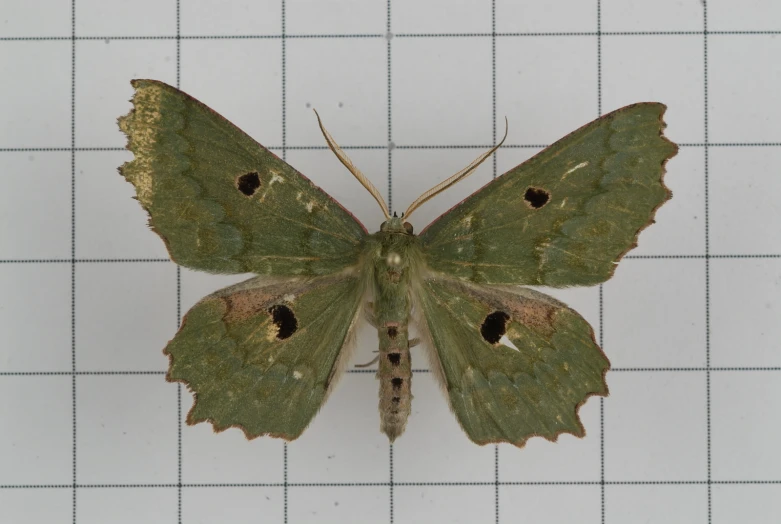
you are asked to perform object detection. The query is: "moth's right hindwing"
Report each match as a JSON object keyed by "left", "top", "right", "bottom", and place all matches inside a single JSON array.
[
  {"left": 167, "top": 274, "right": 365, "bottom": 440},
  {"left": 118, "top": 79, "right": 367, "bottom": 276}
]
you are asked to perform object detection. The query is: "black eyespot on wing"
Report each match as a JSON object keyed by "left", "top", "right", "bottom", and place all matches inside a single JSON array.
[
  {"left": 524, "top": 187, "right": 550, "bottom": 209},
  {"left": 268, "top": 304, "right": 297, "bottom": 339},
  {"left": 387, "top": 353, "right": 401, "bottom": 365},
  {"left": 387, "top": 326, "right": 398, "bottom": 339},
  {"left": 237, "top": 172, "right": 261, "bottom": 196},
  {"left": 391, "top": 377, "right": 403, "bottom": 389},
  {"left": 480, "top": 311, "right": 510, "bottom": 344},
  {"left": 403, "top": 222, "right": 414, "bottom": 235}
]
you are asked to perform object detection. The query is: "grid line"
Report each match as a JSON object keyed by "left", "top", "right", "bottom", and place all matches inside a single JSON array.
[
  {"left": 69, "top": 2, "right": 77, "bottom": 523},
  {"left": 174, "top": 2, "right": 183, "bottom": 523},
  {"left": 280, "top": 1, "right": 289, "bottom": 521},
  {"left": 596, "top": 3, "right": 606, "bottom": 523},
  {"left": 703, "top": 3, "right": 713, "bottom": 522}
]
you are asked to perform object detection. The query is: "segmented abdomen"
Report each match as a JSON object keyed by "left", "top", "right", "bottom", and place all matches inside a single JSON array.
[{"left": 377, "top": 322, "right": 412, "bottom": 441}]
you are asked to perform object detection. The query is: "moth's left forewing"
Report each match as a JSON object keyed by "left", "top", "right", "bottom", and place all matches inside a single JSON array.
[
  {"left": 166, "top": 273, "right": 365, "bottom": 441},
  {"left": 413, "top": 277, "right": 608, "bottom": 447}
]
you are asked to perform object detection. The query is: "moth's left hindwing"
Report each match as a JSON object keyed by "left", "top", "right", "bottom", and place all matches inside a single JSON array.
[
  {"left": 415, "top": 278, "right": 608, "bottom": 447},
  {"left": 167, "top": 274, "right": 364, "bottom": 440},
  {"left": 118, "top": 79, "right": 367, "bottom": 276}
]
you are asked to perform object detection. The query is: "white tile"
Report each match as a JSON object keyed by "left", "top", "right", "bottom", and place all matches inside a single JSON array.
[
  {"left": 712, "top": 484, "right": 781, "bottom": 524},
  {"left": 285, "top": 37, "right": 386, "bottom": 147},
  {"left": 0, "top": 41, "right": 71, "bottom": 148},
  {"left": 604, "top": 372, "right": 707, "bottom": 481},
  {"left": 79, "top": 488, "right": 177, "bottom": 524},
  {"left": 393, "top": 373, "right": 495, "bottom": 483},
  {"left": 76, "top": 262, "right": 177, "bottom": 371},
  {"left": 288, "top": 374, "right": 390, "bottom": 483},
  {"left": 182, "top": 420, "right": 284, "bottom": 484},
  {"left": 499, "top": 397, "right": 601, "bottom": 482},
  {"left": 180, "top": 0, "right": 281, "bottom": 36},
  {"left": 0, "top": 152, "right": 71, "bottom": 259},
  {"left": 499, "top": 485, "right": 601, "bottom": 522},
  {"left": 396, "top": 485, "right": 494, "bottom": 524},
  {"left": 0, "top": 264, "right": 71, "bottom": 372},
  {"left": 709, "top": 147, "right": 781, "bottom": 255},
  {"left": 606, "top": 484, "right": 708, "bottom": 523},
  {"left": 709, "top": 36, "right": 781, "bottom": 143},
  {"left": 76, "top": 40, "right": 177, "bottom": 148},
  {"left": 0, "top": 0, "right": 71, "bottom": 37},
  {"left": 286, "top": 0, "right": 386, "bottom": 34},
  {"left": 709, "top": 1, "right": 781, "bottom": 31},
  {"left": 0, "top": 489, "right": 71, "bottom": 524},
  {"left": 711, "top": 372, "right": 781, "bottom": 480},
  {"left": 288, "top": 486, "right": 386, "bottom": 524},
  {"left": 496, "top": 36, "right": 597, "bottom": 146},
  {"left": 602, "top": 35, "right": 705, "bottom": 145},
  {"left": 601, "top": 0, "right": 704, "bottom": 31},
  {"left": 711, "top": 259, "right": 781, "bottom": 367},
  {"left": 604, "top": 259, "right": 706, "bottom": 368},
  {"left": 496, "top": 0, "right": 597, "bottom": 33},
  {"left": 183, "top": 487, "right": 284, "bottom": 523},
  {"left": 76, "top": 0, "right": 176, "bottom": 36},
  {"left": 0, "top": 376, "right": 72, "bottom": 484},
  {"left": 77, "top": 375, "right": 178, "bottom": 483},
  {"left": 180, "top": 38, "right": 282, "bottom": 149},
  {"left": 75, "top": 151, "right": 171, "bottom": 260},
  {"left": 393, "top": 0, "right": 492, "bottom": 34},
  {"left": 393, "top": 37, "right": 493, "bottom": 145}
]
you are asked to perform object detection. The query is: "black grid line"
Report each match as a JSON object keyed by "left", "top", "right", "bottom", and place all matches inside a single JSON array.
[
  {"left": 491, "top": 1, "right": 500, "bottom": 522},
  {"left": 703, "top": 4, "right": 713, "bottom": 522},
  {"left": 174, "top": 2, "right": 183, "bottom": 523},
  {"left": 2, "top": 29, "right": 780, "bottom": 42},
  {"left": 281, "top": 1, "right": 289, "bottom": 522},
  {"left": 69, "top": 2, "right": 77, "bottom": 523},
  {"left": 596, "top": 2, "right": 606, "bottom": 523}
]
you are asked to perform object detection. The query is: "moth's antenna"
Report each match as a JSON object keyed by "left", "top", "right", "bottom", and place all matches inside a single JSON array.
[
  {"left": 403, "top": 118, "right": 508, "bottom": 220},
  {"left": 314, "top": 109, "right": 391, "bottom": 220}
]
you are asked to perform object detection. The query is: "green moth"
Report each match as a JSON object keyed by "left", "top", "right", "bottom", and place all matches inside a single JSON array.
[{"left": 118, "top": 79, "right": 677, "bottom": 446}]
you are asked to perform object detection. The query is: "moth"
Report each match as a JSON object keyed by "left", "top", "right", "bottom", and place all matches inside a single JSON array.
[{"left": 118, "top": 79, "right": 677, "bottom": 446}]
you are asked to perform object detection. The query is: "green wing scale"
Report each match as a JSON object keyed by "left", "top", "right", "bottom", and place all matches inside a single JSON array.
[
  {"left": 419, "top": 103, "right": 678, "bottom": 287},
  {"left": 119, "top": 79, "right": 366, "bottom": 276},
  {"left": 166, "top": 275, "right": 364, "bottom": 439},
  {"left": 415, "top": 278, "right": 608, "bottom": 446}
]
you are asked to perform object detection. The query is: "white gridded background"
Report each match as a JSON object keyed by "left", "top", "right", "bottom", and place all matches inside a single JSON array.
[{"left": 1, "top": 1, "right": 780, "bottom": 523}]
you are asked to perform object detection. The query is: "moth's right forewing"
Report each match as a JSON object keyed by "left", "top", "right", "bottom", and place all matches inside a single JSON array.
[
  {"left": 166, "top": 273, "right": 365, "bottom": 441},
  {"left": 414, "top": 277, "right": 609, "bottom": 447},
  {"left": 118, "top": 79, "right": 367, "bottom": 276}
]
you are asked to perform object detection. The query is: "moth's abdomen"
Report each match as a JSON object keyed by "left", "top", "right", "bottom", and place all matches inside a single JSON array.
[{"left": 377, "top": 322, "right": 412, "bottom": 441}]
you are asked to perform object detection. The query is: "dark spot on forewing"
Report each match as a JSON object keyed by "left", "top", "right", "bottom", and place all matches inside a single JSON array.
[
  {"left": 391, "top": 377, "right": 403, "bottom": 389},
  {"left": 524, "top": 187, "right": 550, "bottom": 209},
  {"left": 237, "top": 172, "right": 261, "bottom": 196},
  {"left": 388, "top": 353, "right": 401, "bottom": 365},
  {"left": 480, "top": 311, "right": 510, "bottom": 344},
  {"left": 268, "top": 304, "right": 297, "bottom": 339}
]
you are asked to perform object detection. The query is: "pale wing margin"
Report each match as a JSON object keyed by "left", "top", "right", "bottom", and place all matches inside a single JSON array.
[
  {"left": 166, "top": 273, "right": 365, "bottom": 440},
  {"left": 413, "top": 275, "right": 609, "bottom": 446}
]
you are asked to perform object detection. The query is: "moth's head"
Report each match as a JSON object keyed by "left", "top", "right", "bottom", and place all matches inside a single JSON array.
[{"left": 380, "top": 215, "right": 414, "bottom": 235}]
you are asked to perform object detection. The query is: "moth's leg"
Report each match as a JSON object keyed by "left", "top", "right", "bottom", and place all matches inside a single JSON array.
[
  {"left": 363, "top": 302, "right": 378, "bottom": 328},
  {"left": 355, "top": 352, "right": 380, "bottom": 368},
  {"left": 408, "top": 338, "right": 420, "bottom": 348}
]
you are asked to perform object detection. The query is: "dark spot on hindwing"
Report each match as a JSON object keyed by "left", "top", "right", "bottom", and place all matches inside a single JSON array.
[
  {"left": 524, "top": 187, "right": 550, "bottom": 209},
  {"left": 387, "top": 353, "right": 401, "bottom": 365},
  {"left": 268, "top": 304, "right": 297, "bottom": 339},
  {"left": 391, "top": 377, "right": 403, "bottom": 389},
  {"left": 237, "top": 172, "right": 261, "bottom": 196},
  {"left": 387, "top": 326, "right": 398, "bottom": 339},
  {"left": 480, "top": 311, "right": 510, "bottom": 344}
]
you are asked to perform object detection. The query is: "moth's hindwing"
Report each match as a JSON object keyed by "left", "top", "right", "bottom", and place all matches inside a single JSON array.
[
  {"left": 118, "top": 79, "right": 367, "bottom": 276},
  {"left": 419, "top": 103, "right": 678, "bottom": 286},
  {"left": 415, "top": 277, "right": 608, "bottom": 446},
  {"left": 166, "top": 274, "right": 364, "bottom": 440}
]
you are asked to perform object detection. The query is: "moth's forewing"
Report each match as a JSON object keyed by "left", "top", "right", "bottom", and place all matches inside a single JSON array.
[
  {"left": 419, "top": 103, "right": 678, "bottom": 287},
  {"left": 118, "top": 79, "right": 367, "bottom": 276},
  {"left": 414, "top": 278, "right": 608, "bottom": 447},
  {"left": 166, "top": 274, "right": 364, "bottom": 440}
]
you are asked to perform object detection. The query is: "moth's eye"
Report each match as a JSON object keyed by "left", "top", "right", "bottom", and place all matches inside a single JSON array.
[
  {"left": 480, "top": 311, "right": 510, "bottom": 344},
  {"left": 524, "top": 187, "right": 550, "bottom": 209},
  {"left": 268, "top": 304, "right": 298, "bottom": 339},
  {"left": 403, "top": 222, "right": 414, "bottom": 234},
  {"left": 237, "top": 172, "right": 261, "bottom": 196}
]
